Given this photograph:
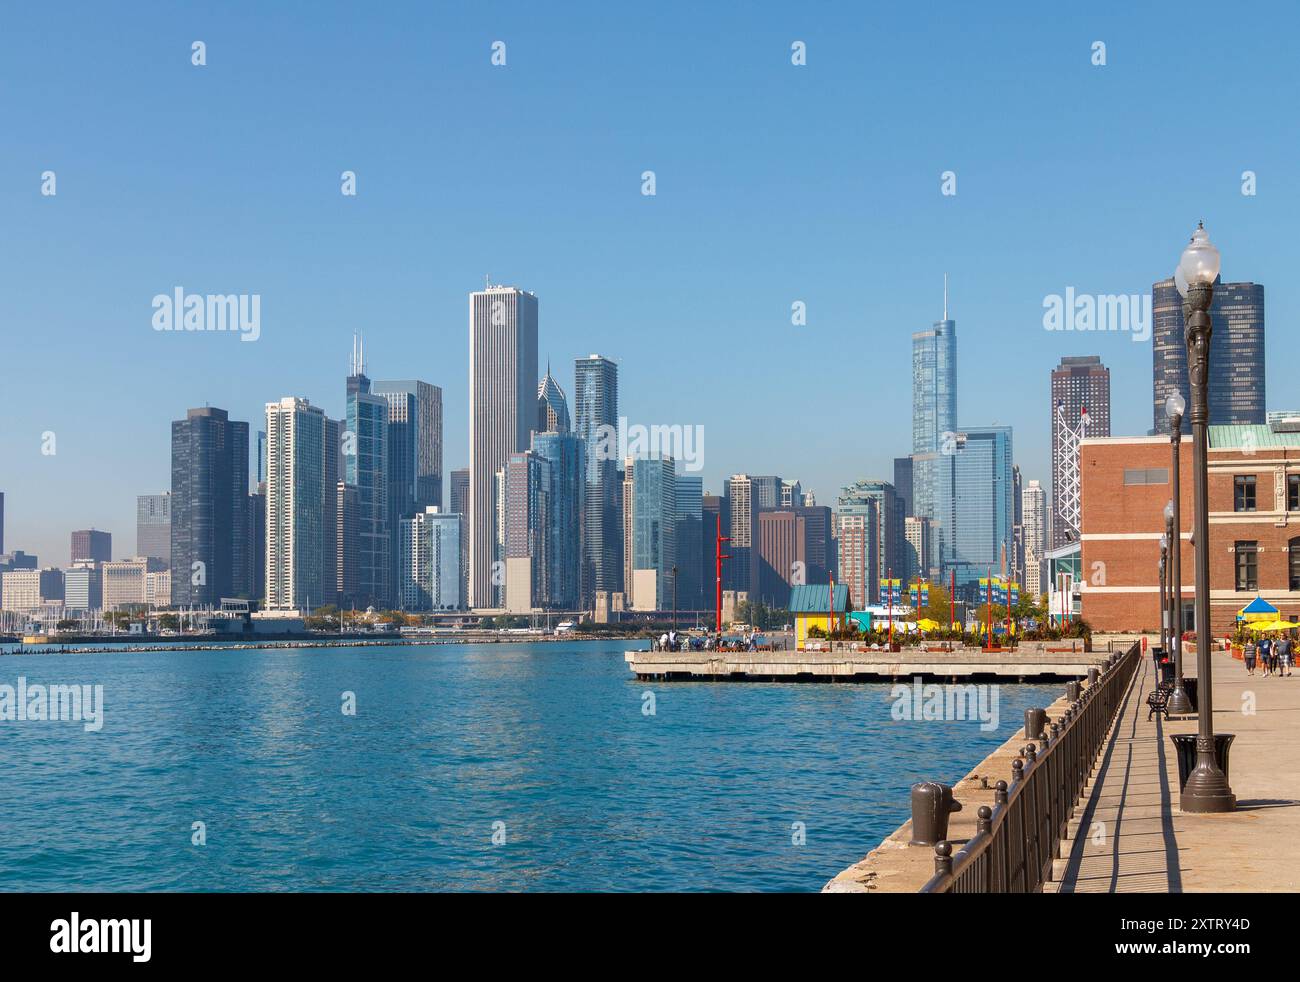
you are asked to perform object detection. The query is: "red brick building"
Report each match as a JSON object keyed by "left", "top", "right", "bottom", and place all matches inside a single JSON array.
[{"left": 1080, "top": 423, "right": 1300, "bottom": 635}]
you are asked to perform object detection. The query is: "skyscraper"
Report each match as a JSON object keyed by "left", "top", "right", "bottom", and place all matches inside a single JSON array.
[
  {"left": 573, "top": 354, "right": 619, "bottom": 608},
  {"left": 265, "top": 397, "right": 326, "bottom": 611},
  {"left": 947, "top": 426, "right": 1014, "bottom": 596},
  {"left": 674, "top": 475, "right": 704, "bottom": 613},
  {"left": 835, "top": 486, "right": 878, "bottom": 611},
  {"left": 536, "top": 365, "right": 570, "bottom": 434},
  {"left": 1152, "top": 277, "right": 1265, "bottom": 435},
  {"left": 903, "top": 515, "right": 935, "bottom": 584},
  {"left": 531, "top": 429, "right": 584, "bottom": 609},
  {"left": 71, "top": 529, "right": 112, "bottom": 565},
  {"left": 757, "top": 509, "right": 805, "bottom": 607},
  {"left": 170, "top": 407, "right": 250, "bottom": 606},
  {"left": 398, "top": 507, "right": 461, "bottom": 611},
  {"left": 1050, "top": 355, "right": 1111, "bottom": 548},
  {"left": 450, "top": 468, "right": 469, "bottom": 607},
  {"left": 911, "top": 279, "right": 958, "bottom": 568},
  {"left": 1022, "top": 479, "right": 1048, "bottom": 598},
  {"left": 836, "top": 480, "right": 902, "bottom": 606},
  {"left": 498, "top": 449, "right": 551, "bottom": 612},
  {"left": 346, "top": 340, "right": 390, "bottom": 609},
  {"left": 469, "top": 285, "right": 539, "bottom": 608},
  {"left": 893, "top": 457, "right": 914, "bottom": 516},
  {"left": 723, "top": 474, "right": 782, "bottom": 596},
  {"left": 624, "top": 456, "right": 677, "bottom": 611},
  {"left": 372, "top": 378, "right": 444, "bottom": 602},
  {"left": 136, "top": 493, "right": 171, "bottom": 567}
]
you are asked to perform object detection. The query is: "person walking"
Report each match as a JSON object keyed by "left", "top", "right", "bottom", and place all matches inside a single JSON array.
[
  {"left": 1244, "top": 637, "right": 1258, "bottom": 676},
  {"left": 1259, "top": 634, "right": 1273, "bottom": 677},
  {"left": 1277, "top": 633, "right": 1294, "bottom": 677}
]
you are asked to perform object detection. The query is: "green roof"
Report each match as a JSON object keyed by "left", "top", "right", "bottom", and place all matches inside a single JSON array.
[
  {"left": 788, "top": 584, "right": 851, "bottom": 613},
  {"left": 1209, "top": 424, "right": 1300, "bottom": 449}
]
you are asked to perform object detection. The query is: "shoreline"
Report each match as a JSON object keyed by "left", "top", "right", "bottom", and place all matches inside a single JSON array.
[{"left": 0, "top": 634, "right": 653, "bottom": 656}]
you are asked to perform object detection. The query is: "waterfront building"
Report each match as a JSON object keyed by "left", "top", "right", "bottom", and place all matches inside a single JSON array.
[
  {"left": 531, "top": 429, "right": 584, "bottom": 609},
  {"left": 1022, "top": 479, "right": 1048, "bottom": 598},
  {"left": 947, "top": 426, "right": 1015, "bottom": 597},
  {"left": 789, "top": 583, "right": 851, "bottom": 650},
  {"left": 346, "top": 342, "right": 391, "bottom": 609},
  {"left": 398, "top": 506, "right": 461, "bottom": 611},
  {"left": 449, "top": 468, "right": 469, "bottom": 608},
  {"left": 1152, "top": 276, "right": 1265, "bottom": 435},
  {"left": 71, "top": 529, "right": 111, "bottom": 565},
  {"left": 1, "top": 567, "right": 64, "bottom": 613},
  {"left": 63, "top": 562, "right": 102, "bottom": 612},
  {"left": 469, "top": 285, "right": 539, "bottom": 608},
  {"left": 625, "top": 456, "right": 677, "bottom": 611},
  {"left": 136, "top": 493, "right": 171, "bottom": 567},
  {"left": 498, "top": 449, "right": 551, "bottom": 613},
  {"left": 249, "top": 486, "right": 266, "bottom": 604},
  {"left": 170, "top": 406, "right": 251, "bottom": 606},
  {"left": 573, "top": 354, "right": 619, "bottom": 607},
  {"left": 265, "top": 397, "right": 327, "bottom": 611},
  {"left": 1051, "top": 355, "right": 1111, "bottom": 548},
  {"left": 103, "top": 557, "right": 164, "bottom": 610}
]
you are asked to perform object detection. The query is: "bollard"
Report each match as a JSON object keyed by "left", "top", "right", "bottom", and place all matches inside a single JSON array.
[
  {"left": 994, "top": 780, "right": 1008, "bottom": 805},
  {"left": 1066, "top": 680, "right": 1081, "bottom": 702},
  {"left": 909, "top": 781, "right": 963, "bottom": 846},
  {"left": 1024, "top": 707, "right": 1048, "bottom": 740},
  {"left": 976, "top": 804, "right": 993, "bottom": 837},
  {"left": 933, "top": 841, "right": 953, "bottom": 877}
]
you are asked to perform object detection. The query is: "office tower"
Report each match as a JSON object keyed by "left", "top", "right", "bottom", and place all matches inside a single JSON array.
[
  {"left": 469, "top": 284, "right": 539, "bottom": 607},
  {"left": 624, "top": 456, "right": 676, "bottom": 611},
  {"left": 63, "top": 562, "right": 102, "bottom": 611},
  {"left": 836, "top": 494, "right": 878, "bottom": 612},
  {"left": 449, "top": 468, "right": 469, "bottom": 608},
  {"left": 1, "top": 568, "right": 64, "bottom": 613},
  {"left": 265, "top": 397, "right": 326, "bottom": 611},
  {"left": 911, "top": 279, "right": 958, "bottom": 568},
  {"left": 249, "top": 486, "right": 266, "bottom": 604},
  {"left": 256, "top": 430, "right": 267, "bottom": 485},
  {"left": 398, "top": 507, "right": 461, "bottom": 611},
  {"left": 145, "top": 569, "right": 171, "bottom": 607},
  {"left": 947, "top": 426, "right": 1014, "bottom": 596},
  {"left": 532, "top": 430, "right": 584, "bottom": 609},
  {"left": 1022, "top": 479, "right": 1048, "bottom": 599},
  {"left": 498, "top": 450, "right": 551, "bottom": 612},
  {"left": 838, "top": 479, "right": 902, "bottom": 603},
  {"left": 903, "top": 515, "right": 935, "bottom": 584},
  {"left": 170, "top": 407, "right": 250, "bottom": 606},
  {"left": 1050, "top": 355, "right": 1111, "bottom": 548},
  {"left": 337, "top": 482, "right": 359, "bottom": 605},
  {"left": 780, "top": 480, "right": 803, "bottom": 509},
  {"left": 723, "top": 474, "right": 782, "bottom": 596},
  {"left": 701, "top": 493, "right": 727, "bottom": 615},
  {"left": 136, "top": 493, "right": 171, "bottom": 567},
  {"left": 893, "top": 457, "right": 914, "bottom": 516},
  {"left": 346, "top": 341, "right": 391, "bottom": 609},
  {"left": 796, "top": 504, "right": 833, "bottom": 586},
  {"left": 1152, "top": 277, "right": 1265, "bottom": 434},
  {"left": 103, "top": 557, "right": 164, "bottom": 610},
  {"left": 71, "top": 529, "right": 112, "bottom": 564},
  {"left": 757, "top": 509, "right": 806, "bottom": 607},
  {"left": 321, "top": 417, "right": 342, "bottom": 605},
  {"left": 573, "top": 354, "right": 619, "bottom": 607},
  {"left": 536, "top": 365, "right": 570, "bottom": 434},
  {"left": 674, "top": 475, "right": 704, "bottom": 613}
]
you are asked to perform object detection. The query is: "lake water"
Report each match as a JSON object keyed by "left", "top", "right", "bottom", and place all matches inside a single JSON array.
[{"left": 0, "top": 640, "right": 1058, "bottom": 892}]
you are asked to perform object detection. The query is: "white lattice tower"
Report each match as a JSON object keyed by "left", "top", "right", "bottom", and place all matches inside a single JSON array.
[{"left": 1056, "top": 402, "right": 1088, "bottom": 541}]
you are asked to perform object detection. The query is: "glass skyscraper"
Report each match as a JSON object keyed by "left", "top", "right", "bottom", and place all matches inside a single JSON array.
[
  {"left": 531, "top": 430, "right": 584, "bottom": 609},
  {"left": 911, "top": 286, "right": 958, "bottom": 569},
  {"left": 347, "top": 349, "right": 391, "bottom": 609},
  {"left": 170, "top": 406, "right": 250, "bottom": 606},
  {"left": 398, "top": 507, "right": 461, "bottom": 611},
  {"left": 573, "top": 354, "right": 619, "bottom": 607},
  {"left": 625, "top": 456, "right": 676, "bottom": 611},
  {"left": 1152, "top": 276, "right": 1265, "bottom": 434},
  {"left": 947, "top": 426, "right": 1014, "bottom": 596},
  {"left": 136, "top": 492, "right": 171, "bottom": 567}
]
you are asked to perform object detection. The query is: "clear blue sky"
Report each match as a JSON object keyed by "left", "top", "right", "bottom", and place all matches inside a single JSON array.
[{"left": 3, "top": 1, "right": 1296, "bottom": 564}]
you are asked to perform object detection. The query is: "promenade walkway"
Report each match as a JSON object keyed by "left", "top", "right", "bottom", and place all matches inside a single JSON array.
[{"left": 1051, "top": 647, "right": 1300, "bottom": 893}]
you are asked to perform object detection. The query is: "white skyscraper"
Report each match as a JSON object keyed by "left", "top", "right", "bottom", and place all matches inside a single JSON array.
[
  {"left": 265, "top": 397, "right": 326, "bottom": 611},
  {"left": 1022, "top": 479, "right": 1049, "bottom": 599},
  {"left": 398, "top": 506, "right": 461, "bottom": 611},
  {"left": 468, "top": 284, "right": 538, "bottom": 608}
]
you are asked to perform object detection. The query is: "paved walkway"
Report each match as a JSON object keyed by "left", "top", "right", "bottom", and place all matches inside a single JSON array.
[{"left": 1052, "top": 647, "right": 1300, "bottom": 893}]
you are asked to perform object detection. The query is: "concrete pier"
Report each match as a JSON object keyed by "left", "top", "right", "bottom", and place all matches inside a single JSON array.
[{"left": 626, "top": 644, "right": 1110, "bottom": 683}]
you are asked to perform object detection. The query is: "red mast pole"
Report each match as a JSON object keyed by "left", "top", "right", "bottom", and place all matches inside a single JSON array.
[
  {"left": 949, "top": 568, "right": 955, "bottom": 637},
  {"left": 887, "top": 567, "right": 893, "bottom": 650},
  {"left": 714, "top": 513, "right": 731, "bottom": 635}
]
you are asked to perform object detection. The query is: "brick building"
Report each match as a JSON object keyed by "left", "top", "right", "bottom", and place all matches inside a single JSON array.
[{"left": 1080, "top": 423, "right": 1300, "bottom": 635}]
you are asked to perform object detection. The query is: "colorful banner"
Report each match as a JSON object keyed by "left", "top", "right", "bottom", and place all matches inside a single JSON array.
[{"left": 883, "top": 578, "right": 902, "bottom": 606}]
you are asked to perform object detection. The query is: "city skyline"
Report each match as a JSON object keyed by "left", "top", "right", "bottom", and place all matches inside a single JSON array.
[{"left": 6, "top": 3, "right": 1299, "bottom": 567}]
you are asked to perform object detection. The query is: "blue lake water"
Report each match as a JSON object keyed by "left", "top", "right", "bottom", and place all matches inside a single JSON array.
[{"left": 0, "top": 640, "right": 1059, "bottom": 892}]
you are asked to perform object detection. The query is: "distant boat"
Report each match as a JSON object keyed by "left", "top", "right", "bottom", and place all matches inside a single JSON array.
[{"left": 555, "top": 621, "right": 577, "bottom": 634}]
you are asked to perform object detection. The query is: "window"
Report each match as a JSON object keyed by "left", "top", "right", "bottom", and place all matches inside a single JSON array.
[
  {"left": 1291, "top": 539, "right": 1300, "bottom": 592},
  {"left": 1235, "top": 541, "right": 1258, "bottom": 592},
  {"left": 1289, "top": 474, "right": 1299, "bottom": 512},
  {"left": 1234, "top": 475, "right": 1256, "bottom": 512},
  {"left": 1123, "top": 468, "right": 1168, "bottom": 486}
]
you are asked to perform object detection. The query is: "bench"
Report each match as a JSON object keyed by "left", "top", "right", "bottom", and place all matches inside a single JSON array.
[{"left": 1146, "top": 680, "right": 1174, "bottom": 721}]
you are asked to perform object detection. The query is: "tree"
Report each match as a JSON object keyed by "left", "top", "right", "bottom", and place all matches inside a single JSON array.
[
  {"left": 918, "top": 583, "right": 953, "bottom": 626},
  {"left": 158, "top": 613, "right": 179, "bottom": 632}
]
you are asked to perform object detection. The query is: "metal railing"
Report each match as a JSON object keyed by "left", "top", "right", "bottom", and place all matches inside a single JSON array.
[{"left": 919, "top": 640, "right": 1140, "bottom": 893}]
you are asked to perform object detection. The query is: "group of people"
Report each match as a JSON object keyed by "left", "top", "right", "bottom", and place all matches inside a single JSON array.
[
  {"left": 651, "top": 631, "right": 767, "bottom": 652},
  {"left": 1243, "top": 634, "right": 1295, "bottom": 677}
]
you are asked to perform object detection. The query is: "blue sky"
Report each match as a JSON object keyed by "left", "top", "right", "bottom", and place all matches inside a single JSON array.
[{"left": 3, "top": 1, "right": 1297, "bottom": 564}]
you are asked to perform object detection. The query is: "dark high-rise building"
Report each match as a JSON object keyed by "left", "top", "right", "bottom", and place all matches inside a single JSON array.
[
  {"left": 701, "top": 493, "right": 728, "bottom": 616},
  {"left": 1153, "top": 277, "right": 1264, "bottom": 434},
  {"left": 757, "top": 509, "right": 806, "bottom": 607},
  {"left": 373, "top": 379, "right": 443, "bottom": 600},
  {"left": 337, "top": 482, "right": 359, "bottom": 606},
  {"left": 723, "top": 474, "right": 782, "bottom": 596},
  {"left": 71, "top": 529, "right": 112, "bottom": 565},
  {"left": 574, "top": 354, "right": 620, "bottom": 607},
  {"left": 346, "top": 340, "right": 391, "bottom": 609},
  {"left": 450, "top": 468, "right": 469, "bottom": 607},
  {"left": 674, "top": 475, "right": 704, "bottom": 613},
  {"left": 170, "top": 406, "right": 250, "bottom": 606},
  {"left": 796, "top": 504, "right": 833, "bottom": 586},
  {"left": 1050, "top": 355, "right": 1111, "bottom": 547},
  {"left": 893, "top": 457, "right": 914, "bottom": 517},
  {"left": 136, "top": 493, "right": 171, "bottom": 567}
]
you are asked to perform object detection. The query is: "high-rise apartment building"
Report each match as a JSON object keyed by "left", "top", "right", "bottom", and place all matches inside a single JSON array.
[
  {"left": 469, "top": 285, "right": 539, "bottom": 608},
  {"left": 265, "top": 398, "right": 326, "bottom": 611},
  {"left": 1152, "top": 277, "right": 1265, "bottom": 435},
  {"left": 136, "top": 493, "right": 171, "bottom": 567},
  {"left": 837, "top": 480, "right": 903, "bottom": 604},
  {"left": 531, "top": 429, "right": 584, "bottom": 609},
  {"left": 1051, "top": 355, "right": 1111, "bottom": 548},
  {"left": 170, "top": 407, "right": 250, "bottom": 606},
  {"left": 624, "top": 456, "right": 677, "bottom": 611},
  {"left": 499, "top": 449, "right": 551, "bottom": 613},
  {"left": 903, "top": 515, "right": 935, "bottom": 584},
  {"left": 398, "top": 506, "right": 461, "bottom": 611},
  {"left": 449, "top": 468, "right": 469, "bottom": 608},
  {"left": 573, "top": 354, "right": 619, "bottom": 607},
  {"left": 1022, "top": 479, "right": 1048, "bottom": 599}
]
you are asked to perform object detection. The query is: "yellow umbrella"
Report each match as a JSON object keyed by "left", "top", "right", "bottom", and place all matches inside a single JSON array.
[
  {"left": 916, "top": 617, "right": 941, "bottom": 631},
  {"left": 1248, "top": 619, "right": 1300, "bottom": 631}
]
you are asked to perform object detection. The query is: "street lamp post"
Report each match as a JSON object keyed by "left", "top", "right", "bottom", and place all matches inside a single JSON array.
[
  {"left": 1175, "top": 222, "right": 1236, "bottom": 813},
  {"left": 1159, "top": 534, "right": 1169, "bottom": 665},
  {"left": 1165, "top": 456, "right": 1192, "bottom": 714}
]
